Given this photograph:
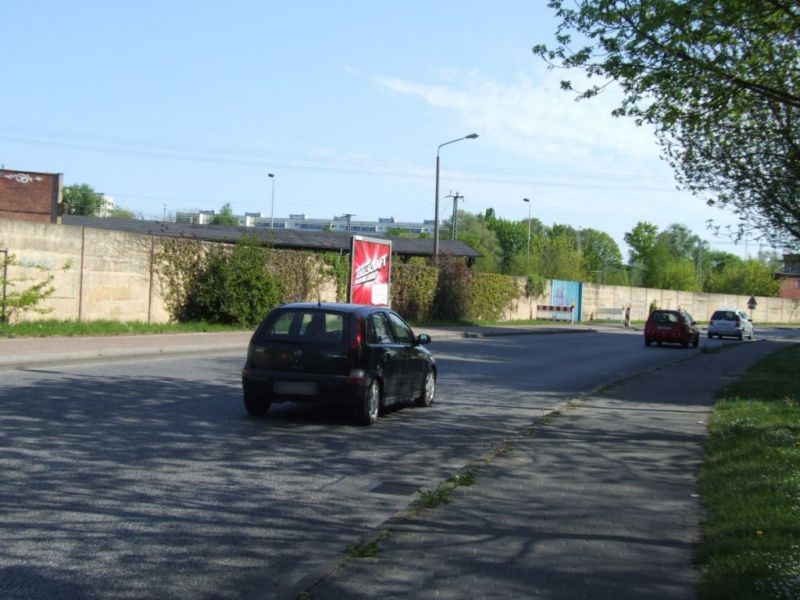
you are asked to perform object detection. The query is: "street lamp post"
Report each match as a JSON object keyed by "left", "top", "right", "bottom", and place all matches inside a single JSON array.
[
  {"left": 0, "top": 248, "right": 8, "bottom": 323},
  {"left": 268, "top": 173, "right": 275, "bottom": 229},
  {"left": 434, "top": 133, "right": 478, "bottom": 264},
  {"left": 523, "top": 198, "right": 531, "bottom": 271}
]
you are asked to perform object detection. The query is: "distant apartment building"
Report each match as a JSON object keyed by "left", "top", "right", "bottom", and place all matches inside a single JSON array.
[
  {"left": 174, "top": 210, "right": 436, "bottom": 236},
  {"left": 96, "top": 194, "right": 116, "bottom": 217}
]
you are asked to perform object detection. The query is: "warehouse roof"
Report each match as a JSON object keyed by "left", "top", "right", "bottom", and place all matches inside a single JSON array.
[{"left": 62, "top": 216, "right": 482, "bottom": 260}]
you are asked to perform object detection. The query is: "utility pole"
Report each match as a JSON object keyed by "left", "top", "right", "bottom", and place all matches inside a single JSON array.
[
  {"left": 268, "top": 173, "right": 276, "bottom": 229},
  {"left": 341, "top": 213, "right": 355, "bottom": 235},
  {"left": 446, "top": 191, "right": 463, "bottom": 240},
  {"left": 0, "top": 248, "right": 8, "bottom": 323}
]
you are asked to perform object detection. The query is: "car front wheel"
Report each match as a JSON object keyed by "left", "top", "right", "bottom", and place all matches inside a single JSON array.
[
  {"left": 415, "top": 368, "right": 436, "bottom": 407},
  {"left": 354, "top": 379, "right": 380, "bottom": 426}
]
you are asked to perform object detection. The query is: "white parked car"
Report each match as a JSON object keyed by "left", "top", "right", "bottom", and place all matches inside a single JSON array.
[{"left": 707, "top": 308, "right": 754, "bottom": 340}]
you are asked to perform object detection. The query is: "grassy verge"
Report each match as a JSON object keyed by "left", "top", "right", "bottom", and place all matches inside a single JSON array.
[
  {"left": 696, "top": 343, "right": 800, "bottom": 600},
  {"left": 0, "top": 319, "right": 248, "bottom": 338}
]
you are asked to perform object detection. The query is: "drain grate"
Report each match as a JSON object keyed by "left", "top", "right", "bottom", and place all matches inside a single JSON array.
[{"left": 369, "top": 481, "right": 421, "bottom": 496}]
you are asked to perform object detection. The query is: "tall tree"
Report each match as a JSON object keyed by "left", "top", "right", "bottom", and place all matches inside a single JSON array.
[
  {"left": 624, "top": 221, "right": 659, "bottom": 266},
  {"left": 486, "top": 215, "right": 528, "bottom": 274},
  {"left": 211, "top": 203, "right": 239, "bottom": 227},
  {"left": 706, "top": 256, "right": 781, "bottom": 296},
  {"left": 534, "top": 1, "right": 800, "bottom": 248},
  {"left": 450, "top": 211, "right": 502, "bottom": 272},
  {"left": 63, "top": 184, "right": 103, "bottom": 216},
  {"left": 530, "top": 233, "right": 583, "bottom": 281},
  {"left": 578, "top": 228, "right": 624, "bottom": 283}
]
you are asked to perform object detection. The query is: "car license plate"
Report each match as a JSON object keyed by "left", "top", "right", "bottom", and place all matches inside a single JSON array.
[
  {"left": 273, "top": 381, "right": 318, "bottom": 396},
  {"left": 657, "top": 326, "right": 671, "bottom": 330}
]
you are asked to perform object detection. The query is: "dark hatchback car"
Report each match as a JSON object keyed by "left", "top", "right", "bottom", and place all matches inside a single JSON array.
[
  {"left": 644, "top": 309, "right": 700, "bottom": 348},
  {"left": 241, "top": 303, "right": 436, "bottom": 425}
]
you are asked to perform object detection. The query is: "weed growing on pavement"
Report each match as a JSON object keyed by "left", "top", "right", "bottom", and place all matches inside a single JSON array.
[
  {"left": 448, "top": 470, "right": 476, "bottom": 487},
  {"left": 415, "top": 483, "right": 454, "bottom": 511},
  {"left": 696, "top": 344, "right": 800, "bottom": 600},
  {"left": 412, "top": 470, "right": 478, "bottom": 515},
  {"left": 346, "top": 538, "right": 382, "bottom": 559}
]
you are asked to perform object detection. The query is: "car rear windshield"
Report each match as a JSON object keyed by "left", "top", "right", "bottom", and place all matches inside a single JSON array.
[
  {"left": 257, "top": 310, "right": 348, "bottom": 345},
  {"left": 649, "top": 311, "right": 680, "bottom": 324},
  {"left": 711, "top": 310, "right": 737, "bottom": 320}
]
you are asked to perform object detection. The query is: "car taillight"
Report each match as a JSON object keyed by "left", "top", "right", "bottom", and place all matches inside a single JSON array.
[
  {"left": 734, "top": 318, "right": 741, "bottom": 325},
  {"left": 348, "top": 317, "right": 363, "bottom": 367}
]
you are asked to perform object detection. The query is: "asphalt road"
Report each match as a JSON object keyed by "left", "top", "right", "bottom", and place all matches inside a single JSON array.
[{"left": 0, "top": 327, "right": 795, "bottom": 599}]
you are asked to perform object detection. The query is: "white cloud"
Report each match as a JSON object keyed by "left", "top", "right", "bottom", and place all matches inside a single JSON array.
[{"left": 376, "top": 68, "right": 661, "bottom": 170}]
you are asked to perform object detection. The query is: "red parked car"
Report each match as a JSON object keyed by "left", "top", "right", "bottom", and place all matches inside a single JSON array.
[{"left": 644, "top": 309, "right": 700, "bottom": 348}]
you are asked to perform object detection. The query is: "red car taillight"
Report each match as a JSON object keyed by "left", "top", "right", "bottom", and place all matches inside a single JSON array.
[
  {"left": 346, "top": 317, "right": 367, "bottom": 383},
  {"left": 348, "top": 317, "right": 363, "bottom": 367}
]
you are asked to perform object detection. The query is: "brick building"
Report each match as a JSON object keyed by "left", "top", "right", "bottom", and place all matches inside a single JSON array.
[
  {"left": 0, "top": 168, "right": 63, "bottom": 223},
  {"left": 777, "top": 254, "right": 800, "bottom": 299}
]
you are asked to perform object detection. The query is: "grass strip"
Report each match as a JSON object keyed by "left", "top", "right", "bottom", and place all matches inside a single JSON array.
[
  {"left": 0, "top": 319, "right": 247, "bottom": 338},
  {"left": 696, "top": 343, "right": 800, "bottom": 600}
]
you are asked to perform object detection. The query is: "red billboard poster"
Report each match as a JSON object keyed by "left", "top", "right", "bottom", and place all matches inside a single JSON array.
[{"left": 349, "top": 235, "right": 392, "bottom": 306}]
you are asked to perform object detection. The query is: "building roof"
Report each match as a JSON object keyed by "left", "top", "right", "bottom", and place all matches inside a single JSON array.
[{"left": 62, "top": 216, "right": 482, "bottom": 259}]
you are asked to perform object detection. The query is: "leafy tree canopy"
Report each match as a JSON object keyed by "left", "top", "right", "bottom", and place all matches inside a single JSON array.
[
  {"left": 534, "top": 0, "right": 800, "bottom": 248},
  {"left": 108, "top": 207, "right": 137, "bottom": 219},
  {"left": 64, "top": 184, "right": 103, "bottom": 216},
  {"left": 706, "top": 256, "right": 781, "bottom": 296},
  {"left": 211, "top": 203, "right": 239, "bottom": 227}
]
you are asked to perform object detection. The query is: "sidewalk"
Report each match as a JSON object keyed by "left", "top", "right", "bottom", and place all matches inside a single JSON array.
[{"left": 300, "top": 340, "right": 781, "bottom": 600}]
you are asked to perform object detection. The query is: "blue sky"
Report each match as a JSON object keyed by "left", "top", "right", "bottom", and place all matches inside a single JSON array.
[{"left": 1, "top": 1, "right": 757, "bottom": 258}]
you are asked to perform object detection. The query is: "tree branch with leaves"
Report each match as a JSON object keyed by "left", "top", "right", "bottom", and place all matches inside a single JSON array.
[{"left": 534, "top": 0, "right": 800, "bottom": 248}]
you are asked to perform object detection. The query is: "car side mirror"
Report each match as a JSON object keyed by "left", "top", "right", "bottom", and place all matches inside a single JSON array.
[{"left": 416, "top": 333, "right": 431, "bottom": 346}]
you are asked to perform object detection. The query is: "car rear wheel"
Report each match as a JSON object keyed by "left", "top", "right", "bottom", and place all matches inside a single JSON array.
[
  {"left": 354, "top": 379, "right": 380, "bottom": 426},
  {"left": 644, "top": 338, "right": 651, "bottom": 346},
  {"left": 243, "top": 383, "right": 271, "bottom": 416},
  {"left": 692, "top": 336, "right": 699, "bottom": 348},
  {"left": 415, "top": 368, "right": 436, "bottom": 407}
]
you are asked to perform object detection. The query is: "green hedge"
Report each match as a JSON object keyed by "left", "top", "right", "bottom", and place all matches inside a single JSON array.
[
  {"left": 390, "top": 259, "right": 519, "bottom": 323},
  {"left": 155, "top": 238, "right": 520, "bottom": 325},
  {"left": 391, "top": 263, "right": 439, "bottom": 321},
  {"left": 466, "top": 272, "right": 520, "bottom": 321}
]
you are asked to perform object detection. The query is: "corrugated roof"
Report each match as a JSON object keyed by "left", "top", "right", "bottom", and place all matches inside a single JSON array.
[{"left": 62, "top": 216, "right": 482, "bottom": 259}]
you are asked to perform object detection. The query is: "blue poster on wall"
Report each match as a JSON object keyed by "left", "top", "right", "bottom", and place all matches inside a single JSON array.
[{"left": 551, "top": 280, "right": 583, "bottom": 321}]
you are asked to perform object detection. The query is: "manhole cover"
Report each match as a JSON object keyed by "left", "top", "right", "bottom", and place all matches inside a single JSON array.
[{"left": 370, "top": 481, "right": 420, "bottom": 496}]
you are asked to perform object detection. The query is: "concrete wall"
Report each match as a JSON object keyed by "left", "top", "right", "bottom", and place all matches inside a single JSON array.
[
  {"left": 0, "top": 218, "right": 340, "bottom": 323},
  {"left": 582, "top": 282, "right": 800, "bottom": 324},
  {"left": 2, "top": 219, "right": 168, "bottom": 323},
  {"left": 2, "top": 219, "right": 799, "bottom": 324}
]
